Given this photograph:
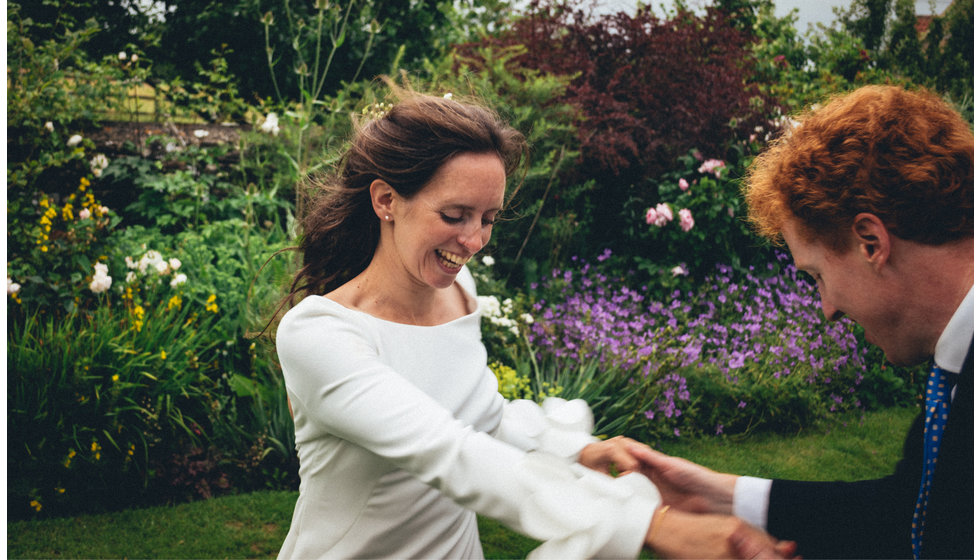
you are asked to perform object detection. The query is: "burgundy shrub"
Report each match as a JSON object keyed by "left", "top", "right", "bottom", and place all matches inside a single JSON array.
[{"left": 457, "top": 1, "right": 781, "bottom": 184}]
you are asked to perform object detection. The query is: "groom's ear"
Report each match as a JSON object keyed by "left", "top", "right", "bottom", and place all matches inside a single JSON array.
[{"left": 851, "top": 213, "right": 891, "bottom": 270}]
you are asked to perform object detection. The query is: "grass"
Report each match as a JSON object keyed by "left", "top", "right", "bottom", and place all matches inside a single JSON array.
[{"left": 7, "top": 406, "right": 919, "bottom": 559}]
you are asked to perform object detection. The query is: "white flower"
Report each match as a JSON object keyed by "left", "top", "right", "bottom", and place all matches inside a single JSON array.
[
  {"left": 79, "top": 208, "right": 91, "bottom": 220},
  {"left": 138, "top": 250, "right": 164, "bottom": 274},
  {"left": 7, "top": 278, "right": 21, "bottom": 295},
  {"left": 67, "top": 134, "right": 83, "bottom": 147},
  {"left": 44, "top": 121, "right": 54, "bottom": 132},
  {"left": 259, "top": 112, "right": 280, "bottom": 136},
  {"left": 90, "top": 154, "right": 109, "bottom": 177},
  {"left": 125, "top": 256, "right": 138, "bottom": 270},
  {"left": 521, "top": 313, "right": 534, "bottom": 325},
  {"left": 100, "top": 206, "right": 110, "bottom": 215},
  {"left": 126, "top": 271, "right": 137, "bottom": 283},
  {"left": 671, "top": 264, "right": 689, "bottom": 277},
  {"left": 168, "top": 258, "right": 182, "bottom": 271},
  {"left": 193, "top": 129, "right": 209, "bottom": 138},
  {"left": 477, "top": 295, "right": 502, "bottom": 319},
  {"left": 481, "top": 255, "right": 495, "bottom": 267},
  {"left": 118, "top": 51, "right": 127, "bottom": 61},
  {"left": 443, "top": 93, "right": 453, "bottom": 99},
  {"left": 130, "top": 53, "right": 139, "bottom": 63},
  {"left": 170, "top": 273, "right": 187, "bottom": 287},
  {"left": 89, "top": 263, "right": 112, "bottom": 294},
  {"left": 154, "top": 260, "right": 171, "bottom": 275}
]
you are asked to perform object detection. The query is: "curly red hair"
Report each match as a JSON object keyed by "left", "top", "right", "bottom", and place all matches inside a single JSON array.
[{"left": 743, "top": 85, "right": 973, "bottom": 251}]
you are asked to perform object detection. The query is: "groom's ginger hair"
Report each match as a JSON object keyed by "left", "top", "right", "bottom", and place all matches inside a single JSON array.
[{"left": 743, "top": 85, "right": 973, "bottom": 252}]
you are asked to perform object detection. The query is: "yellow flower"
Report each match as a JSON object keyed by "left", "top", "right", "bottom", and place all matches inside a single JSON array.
[
  {"left": 90, "top": 441, "right": 99, "bottom": 452},
  {"left": 80, "top": 177, "right": 90, "bottom": 188},
  {"left": 205, "top": 293, "right": 218, "bottom": 313},
  {"left": 167, "top": 294, "right": 182, "bottom": 311},
  {"left": 30, "top": 500, "right": 42, "bottom": 512},
  {"left": 62, "top": 203, "right": 74, "bottom": 221},
  {"left": 160, "top": 350, "right": 167, "bottom": 360},
  {"left": 40, "top": 245, "right": 49, "bottom": 253},
  {"left": 132, "top": 304, "right": 145, "bottom": 332},
  {"left": 39, "top": 197, "right": 50, "bottom": 208},
  {"left": 112, "top": 374, "right": 120, "bottom": 382},
  {"left": 56, "top": 487, "right": 66, "bottom": 494}
]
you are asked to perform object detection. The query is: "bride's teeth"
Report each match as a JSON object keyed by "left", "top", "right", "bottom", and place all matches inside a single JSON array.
[{"left": 437, "top": 249, "right": 469, "bottom": 267}]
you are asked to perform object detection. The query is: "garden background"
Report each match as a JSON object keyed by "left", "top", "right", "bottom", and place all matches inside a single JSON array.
[{"left": 6, "top": 0, "right": 973, "bottom": 522}]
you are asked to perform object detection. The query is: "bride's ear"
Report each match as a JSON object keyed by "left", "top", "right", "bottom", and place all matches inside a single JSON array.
[{"left": 370, "top": 179, "right": 395, "bottom": 221}]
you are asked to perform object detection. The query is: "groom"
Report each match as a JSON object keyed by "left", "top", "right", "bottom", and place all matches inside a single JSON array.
[{"left": 635, "top": 85, "right": 973, "bottom": 559}]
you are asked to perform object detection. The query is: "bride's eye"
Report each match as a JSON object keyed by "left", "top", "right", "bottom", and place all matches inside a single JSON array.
[{"left": 440, "top": 212, "right": 464, "bottom": 224}]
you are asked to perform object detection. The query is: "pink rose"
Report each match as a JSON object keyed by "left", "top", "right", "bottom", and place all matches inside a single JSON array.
[
  {"left": 645, "top": 204, "right": 673, "bottom": 227},
  {"left": 679, "top": 208, "right": 694, "bottom": 232},
  {"left": 678, "top": 178, "right": 689, "bottom": 191},
  {"left": 697, "top": 158, "right": 726, "bottom": 178},
  {"left": 655, "top": 203, "right": 673, "bottom": 227}
]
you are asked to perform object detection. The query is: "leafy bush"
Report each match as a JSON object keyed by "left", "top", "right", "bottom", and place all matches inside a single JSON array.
[
  {"left": 618, "top": 147, "right": 768, "bottom": 288},
  {"left": 8, "top": 278, "right": 223, "bottom": 519},
  {"left": 466, "top": 1, "right": 780, "bottom": 183}
]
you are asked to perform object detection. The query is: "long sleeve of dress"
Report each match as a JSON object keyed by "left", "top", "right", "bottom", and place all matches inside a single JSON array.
[{"left": 276, "top": 296, "right": 660, "bottom": 559}]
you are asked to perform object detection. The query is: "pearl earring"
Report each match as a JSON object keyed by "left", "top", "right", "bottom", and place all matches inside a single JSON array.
[{"left": 385, "top": 215, "right": 391, "bottom": 221}]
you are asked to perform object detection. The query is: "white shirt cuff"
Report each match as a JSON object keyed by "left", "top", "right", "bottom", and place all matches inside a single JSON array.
[{"left": 733, "top": 476, "right": 772, "bottom": 530}]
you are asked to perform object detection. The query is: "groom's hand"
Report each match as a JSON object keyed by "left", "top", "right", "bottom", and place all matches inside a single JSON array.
[{"left": 628, "top": 446, "right": 738, "bottom": 515}]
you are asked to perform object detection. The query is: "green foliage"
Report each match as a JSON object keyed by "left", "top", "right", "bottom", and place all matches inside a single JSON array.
[
  {"left": 7, "top": 287, "right": 223, "bottom": 519},
  {"left": 681, "top": 364, "right": 824, "bottom": 436},
  {"left": 6, "top": 177, "right": 122, "bottom": 315},
  {"left": 159, "top": 46, "right": 251, "bottom": 123},
  {"left": 6, "top": 6, "right": 140, "bottom": 192},
  {"left": 834, "top": 0, "right": 893, "bottom": 52}
]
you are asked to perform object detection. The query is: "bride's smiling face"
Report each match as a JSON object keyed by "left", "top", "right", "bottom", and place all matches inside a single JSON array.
[{"left": 386, "top": 151, "right": 506, "bottom": 290}]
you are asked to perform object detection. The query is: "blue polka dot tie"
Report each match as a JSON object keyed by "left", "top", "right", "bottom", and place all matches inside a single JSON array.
[{"left": 911, "top": 363, "right": 954, "bottom": 559}]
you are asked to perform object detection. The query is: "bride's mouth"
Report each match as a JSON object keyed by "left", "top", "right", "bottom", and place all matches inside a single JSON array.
[{"left": 435, "top": 249, "right": 470, "bottom": 270}]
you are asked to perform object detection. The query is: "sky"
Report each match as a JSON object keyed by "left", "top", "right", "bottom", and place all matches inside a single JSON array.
[{"left": 588, "top": 0, "right": 955, "bottom": 33}]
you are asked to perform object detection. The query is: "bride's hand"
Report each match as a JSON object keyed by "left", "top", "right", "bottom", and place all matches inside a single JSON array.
[{"left": 577, "top": 436, "right": 652, "bottom": 476}]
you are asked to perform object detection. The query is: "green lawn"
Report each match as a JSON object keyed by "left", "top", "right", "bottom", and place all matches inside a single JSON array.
[{"left": 7, "top": 406, "right": 918, "bottom": 559}]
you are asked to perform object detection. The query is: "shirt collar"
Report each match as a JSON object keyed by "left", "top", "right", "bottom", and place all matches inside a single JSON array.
[{"left": 934, "top": 285, "right": 973, "bottom": 373}]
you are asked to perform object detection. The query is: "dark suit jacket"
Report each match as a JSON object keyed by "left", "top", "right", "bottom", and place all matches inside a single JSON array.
[{"left": 767, "top": 345, "right": 973, "bottom": 559}]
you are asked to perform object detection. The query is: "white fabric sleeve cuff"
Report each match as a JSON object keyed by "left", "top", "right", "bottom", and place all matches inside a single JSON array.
[
  {"left": 495, "top": 397, "right": 598, "bottom": 460},
  {"left": 733, "top": 476, "right": 772, "bottom": 530}
]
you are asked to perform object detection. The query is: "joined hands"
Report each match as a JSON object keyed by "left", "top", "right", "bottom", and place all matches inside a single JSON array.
[{"left": 577, "top": 438, "right": 799, "bottom": 559}]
